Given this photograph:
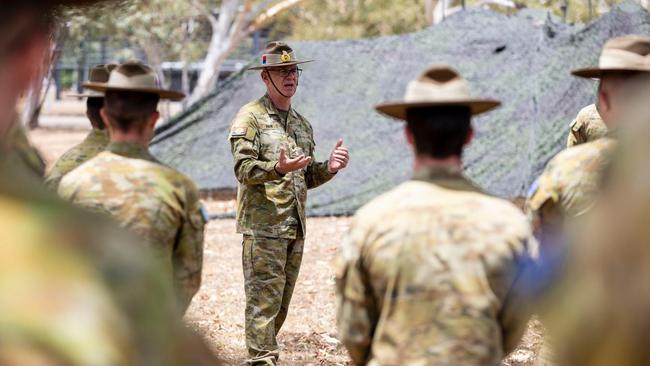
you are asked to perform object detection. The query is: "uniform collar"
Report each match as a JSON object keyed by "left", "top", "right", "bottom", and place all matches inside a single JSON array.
[
  {"left": 84, "top": 128, "right": 109, "bottom": 145},
  {"left": 411, "top": 165, "right": 483, "bottom": 193},
  {"left": 261, "top": 93, "right": 295, "bottom": 118},
  {"left": 107, "top": 141, "right": 157, "bottom": 162}
]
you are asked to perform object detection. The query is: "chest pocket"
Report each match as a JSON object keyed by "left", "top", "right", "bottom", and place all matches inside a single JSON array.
[
  {"left": 259, "top": 128, "right": 288, "bottom": 160},
  {"left": 294, "top": 130, "right": 314, "bottom": 157}
]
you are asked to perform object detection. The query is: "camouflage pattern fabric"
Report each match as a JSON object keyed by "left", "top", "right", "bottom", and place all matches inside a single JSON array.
[
  {"left": 336, "top": 166, "right": 536, "bottom": 366},
  {"left": 242, "top": 235, "right": 303, "bottom": 365},
  {"left": 229, "top": 94, "right": 334, "bottom": 239},
  {"left": 541, "top": 86, "right": 650, "bottom": 366},
  {"left": 566, "top": 104, "right": 608, "bottom": 147},
  {"left": 58, "top": 141, "right": 205, "bottom": 313},
  {"left": 0, "top": 138, "right": 219, "bottom": 365},
  {"left": 45, "top": 128, "right": 109, "bottom": 190},
  {"left": 526, "top": 137, "right": 617, "bottom": 239},
  {"left": 6, "top": 118, "right": 46, "bottom": 178}
]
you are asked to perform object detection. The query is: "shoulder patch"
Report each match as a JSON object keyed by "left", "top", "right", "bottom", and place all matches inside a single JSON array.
[
  {"left": 570, "top": 118, "right": 582, "bottom": 132},
  {"left": 199, "top": 205, "right": 210, "bottom": 223},
  {"left": 229, "top": 125, "right": 256, "bottom": 141},
  {"left": 526, "top": 179, "right": 540, "bottom": 199}
]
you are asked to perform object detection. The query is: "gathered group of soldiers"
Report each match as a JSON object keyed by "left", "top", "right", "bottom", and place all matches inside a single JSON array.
[{"left": 3, "top": 1, "right": 650, "bottom": 365}]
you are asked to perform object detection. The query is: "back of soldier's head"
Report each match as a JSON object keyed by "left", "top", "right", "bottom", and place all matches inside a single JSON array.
[
  {"left": 405, "top": 106, "right": 472, "bottom": 159},
  {"left": 104, "top": 91, "right": 160, "bottom": 132},
  {"left": 598, "top": 72, "right": 650, "bottom": 127}
]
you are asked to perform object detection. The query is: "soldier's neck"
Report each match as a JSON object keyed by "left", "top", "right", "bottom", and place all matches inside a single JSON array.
[
  {"left": 110, "top": 132, "right": 150, "bottom": 147},
  {"left": 268, "top": 92, "right": 291, "bottom": 111},
  {"left": 413, "top": 155, "right": 462, "bottom": 172}
]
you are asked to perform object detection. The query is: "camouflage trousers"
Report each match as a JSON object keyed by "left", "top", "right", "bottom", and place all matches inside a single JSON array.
[{"left": 242, "top": 234, "right": 304, "bottom": 365}]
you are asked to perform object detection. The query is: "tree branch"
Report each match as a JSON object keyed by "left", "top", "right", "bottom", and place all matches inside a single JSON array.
[
  {"left": 190, "top": 0, "right": 218, "bottom": 25},
  {"left": 247, "top": 0, "right": 305, "bottom": 33}
]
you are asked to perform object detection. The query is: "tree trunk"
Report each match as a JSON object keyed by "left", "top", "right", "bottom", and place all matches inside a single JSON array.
[
  {"left": 425, "top": 0, "right": 435, "bottom": 25},
  {"left": 433, "top": 0, "right": 453, "bottom": 24},
  {"left": 188, "top": 0, "right": 306, "bottom": 105},
  {"left": 188, "top": 0, "right": 240, "bottom": 105},
  {"left": 22, "top": 35, "right": 59, "bottom": 129}
]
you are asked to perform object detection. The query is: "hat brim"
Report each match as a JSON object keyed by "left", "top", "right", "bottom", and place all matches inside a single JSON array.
[
  {"left": 66, "top": 91, "right": 104, "bottom": 99},
  {"left": 571, "top": 67, "right": 650, "bottom": 79},
  {"left": 375, "top": 100, "right": 501, "bottom": 121},
  {"left": 248, "top": 60, "right": 314, "bottom": 70},
  {"left": 83, "top": 82, "right": 185, "bottom": 101}
]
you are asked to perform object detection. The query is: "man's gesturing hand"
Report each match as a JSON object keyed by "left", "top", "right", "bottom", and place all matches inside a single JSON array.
[
  {"left": 275, "top": 145, "right": 312, "bottom": 175},
  {"left": 328, "top": 139, "right": 349, "bottom": 174}
]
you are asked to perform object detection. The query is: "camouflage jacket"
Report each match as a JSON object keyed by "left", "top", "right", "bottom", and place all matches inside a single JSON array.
[
  {"left": 336, "top": 166, "right": 536, "bottom": 366},
  {"left": 58, "top": 141, "right": 205, "bottom": 312},
  {"left": 566, "top": 104, "right": 607, "bottom": 148},
  {"left": 45, "top": 128, "right": 109, "bottom": 190},
  {"left": 229, "top": 94, "right": 334, "bottom": 239},
  {"left": 6, "top": 118, "right": 46, "bottom": 178},
  {"left": 0, "top": 139, "right": 218, "bottom": 365},
  {"left": 526, "top": 137, "right": 617, "bottom": 240}
]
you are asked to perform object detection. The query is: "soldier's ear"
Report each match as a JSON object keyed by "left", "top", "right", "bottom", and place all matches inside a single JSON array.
[
  {"left": 464, "top": 127, "right": 474, "bottom": 145},
  {"left": 404, "top": 125, "right": 415, "bottom": 146},
  {"left": 148, "top": 111, "right": 160, "bottom": 129}
]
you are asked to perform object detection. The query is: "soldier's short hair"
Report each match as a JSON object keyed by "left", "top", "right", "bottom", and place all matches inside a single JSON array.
[
  {"left": 104, "top": 91, "right": 159, "bottom": 132},
  {"left": 86, "top": 97, "right": 105, "bottom": 130},
  {"left": 405, "top": 106, "right": 471, "bottom": 158}
]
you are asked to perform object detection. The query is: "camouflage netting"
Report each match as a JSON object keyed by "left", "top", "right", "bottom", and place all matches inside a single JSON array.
[{"left": 151, "top": 1, "right": 650, "bottom": 216}]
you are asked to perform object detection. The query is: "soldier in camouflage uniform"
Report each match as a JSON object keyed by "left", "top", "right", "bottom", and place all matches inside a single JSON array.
[
  {"left": 58, "top": 62, "right": 205, "bottom": 313},
  {"left": 526, "top": 35, "right": 650, "bottom": 366},
  {"left": 527, "top": 35, "right": 650, "bottom": 247},
  {"left": 0, "top": 2, "right": 219, "bottom": 365},
  {"left": 229, "top": 41, "right": 350, "bottom": 365},
  {"left": 5, "top": 118, "right": 46, "bottom": 177},
  {"left": 45, "top": 63, "right": 116, "bottom": 190},
  {"left": 542, "top": 74, "right": 650, "bottom": 366},
  {"left": 336, "top": 65, "right": 536, "bottom": 365},
  {"left": 566, "top": 103, "right": 607, "bottom": 147}
]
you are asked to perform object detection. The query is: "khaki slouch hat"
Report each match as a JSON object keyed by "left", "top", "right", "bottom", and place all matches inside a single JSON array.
[
  {"left": 375, "top": 64, "right": 500, "bottom": 120},
  {"left": 572, "top": 35, "right": 650, "bottom": 78},
  {"left": 84, "top": 61, "right": 185, "bottom": 101},
  {"left": 248, "top": 41, "right": 313, "bottom": 70},
  {"left": 69, "top": 63, "right": 117, "bottom": 98}
]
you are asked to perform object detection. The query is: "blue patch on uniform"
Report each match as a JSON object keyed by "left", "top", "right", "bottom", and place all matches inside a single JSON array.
[
  {"left": 527, "top": 179, "right": 540, "bottom": 199},
  {"left": 200, "top": 205, "right": 211, "bottom": 222}
]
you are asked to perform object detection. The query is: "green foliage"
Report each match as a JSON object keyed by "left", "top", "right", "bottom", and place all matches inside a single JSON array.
[
  {"left": 273, "top": 0, "right": 428, "bottom": 41},
  {"left": 63, "top": 0, "right": 210, "bottom": 64}
]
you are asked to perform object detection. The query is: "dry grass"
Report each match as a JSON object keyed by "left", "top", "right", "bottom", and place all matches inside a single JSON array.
[{"left": 30, "top": 127, "right": 542, "bottom": 366}]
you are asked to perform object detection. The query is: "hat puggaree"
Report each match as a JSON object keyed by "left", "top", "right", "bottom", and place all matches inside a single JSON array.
[
  {"left": 248, "top": 41, "right": 313, "bottom": 70},
  {"left": 375, "top": 64, "right": 501, "bottom": 121}
]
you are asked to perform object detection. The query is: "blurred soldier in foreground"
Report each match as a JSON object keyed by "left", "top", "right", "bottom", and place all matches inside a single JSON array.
[
  {"left": 6, "top": 121, "right": 46, "bottom": 177},
  {"left": 543, "top": 79, "right": 650, "bottom": 366},
  {"left": 336, "top": 64, "right": 536, "bottom": 365},
  {"left": 526, "top": 35, "right": 650, "bottom": 248},
  {"left": 565, "top": 104, "right": 607, "bottom": 147},
  {"left": 526, "top": 35, "right": 650, "bottom": 366},
  {"left": 59, "top": 62, "right": 205, "bottom": 313},
  {"left": 229, "top": 41, "right": 349, "bottom": 365},
  {"left": 0, "top": 2, "right": 218, "bottom": 365},
  {"left": 45, "top": 63, "right": 116, "bottom": 190}
]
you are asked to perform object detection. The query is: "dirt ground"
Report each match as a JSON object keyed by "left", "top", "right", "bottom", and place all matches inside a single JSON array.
[{"left": 29, "top": 127, "right": 542, "bottom": 366}]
